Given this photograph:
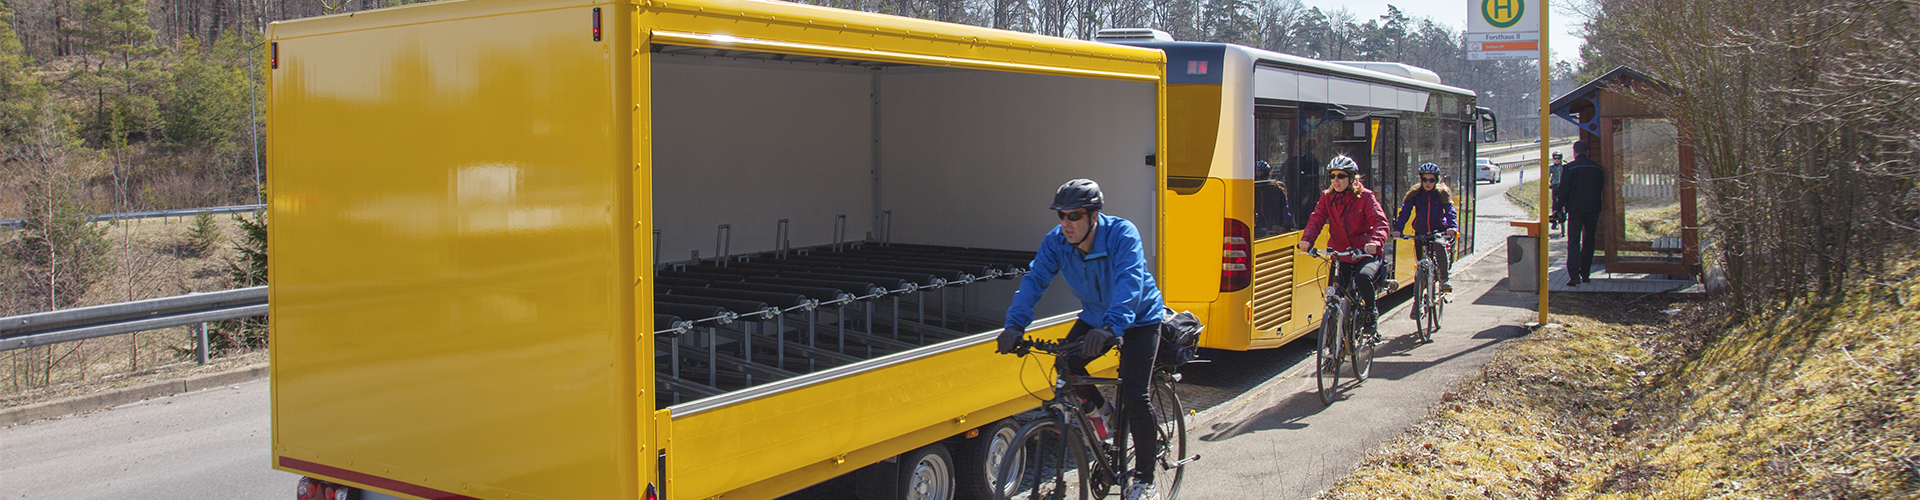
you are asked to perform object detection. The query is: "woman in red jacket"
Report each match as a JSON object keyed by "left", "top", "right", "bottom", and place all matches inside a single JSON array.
[{"left": 1294, "top": 155, "right": 1391, "bottom": 338}]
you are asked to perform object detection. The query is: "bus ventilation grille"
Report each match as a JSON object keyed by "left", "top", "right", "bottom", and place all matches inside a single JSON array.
[{"left": 1251, "top": 247, "right": 1294, "bottom": 331}]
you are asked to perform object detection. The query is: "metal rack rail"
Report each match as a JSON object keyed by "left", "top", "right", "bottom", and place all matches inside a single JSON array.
[{"left": 651, "top": 242, "right": 1033, "bottom": 407}]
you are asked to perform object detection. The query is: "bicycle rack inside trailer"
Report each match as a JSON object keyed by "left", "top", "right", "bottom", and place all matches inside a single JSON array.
[{"left": 650, "top": 240, "right": 1036, "bottom": 408}]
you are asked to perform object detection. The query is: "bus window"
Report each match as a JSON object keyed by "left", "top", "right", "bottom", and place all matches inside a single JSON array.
[{"left": 1254, "top": 111, "right": 1294, "bottom": 238}]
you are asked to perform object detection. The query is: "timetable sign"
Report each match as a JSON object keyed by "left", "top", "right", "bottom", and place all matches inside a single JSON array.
[{"left": 1468, "top": 0, "right": 1542, "bottom": 60}]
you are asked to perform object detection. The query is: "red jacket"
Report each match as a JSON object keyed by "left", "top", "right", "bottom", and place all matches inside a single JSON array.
[{"left": 1301, "top": 182, "right": 1390, "bottom": 263}]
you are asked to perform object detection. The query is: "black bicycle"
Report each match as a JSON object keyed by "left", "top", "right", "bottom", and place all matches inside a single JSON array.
[
  {"left": 1301, "top": 247, "right": 1380, "bottom": 406},
  {"left": 992, "top": 337, "right": 1196, "bottom": 499},
  {"left": 1396, "top": 233, "right": 1453, "bottom": 344}
]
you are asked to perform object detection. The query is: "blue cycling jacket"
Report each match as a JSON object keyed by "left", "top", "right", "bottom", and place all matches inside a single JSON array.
[{"left": 1004, "top": 213, "right": 1166, "bottom": 332}]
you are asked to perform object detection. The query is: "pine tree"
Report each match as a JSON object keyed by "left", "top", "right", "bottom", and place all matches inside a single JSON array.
[
  {"left": 185, "top": 210, "right": 221, "bottom": 256},
  {"left": 215, "top": 210, "right": 268, "bottom": 351},
  {"left": 0, "top": 1, "right": 48, "bottom": 146},
  {"left": 163, "top": 36, "right": 248, "bottom": 152},
  {"left": 69, "top": 0, "right": 166, "bottom": 145}
]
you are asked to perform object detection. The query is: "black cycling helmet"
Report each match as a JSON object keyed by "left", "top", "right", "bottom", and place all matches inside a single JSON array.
[
  {"left": 1418, "top": 162, "right": 1443, "bottom": 175},
  {"left": 1326, "top": 155, "right": 1360, "bottom": 174},
  {"left": 1255, "top": 160, "right": 1272, "bottom": 180},
  {"left": 1050, "top": 179, "right": 1104, "bottom": 211}
]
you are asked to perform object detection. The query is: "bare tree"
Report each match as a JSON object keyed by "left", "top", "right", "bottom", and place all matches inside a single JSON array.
[{"left": 1587, "top": 0, "right": 1920, "bottom": 315}]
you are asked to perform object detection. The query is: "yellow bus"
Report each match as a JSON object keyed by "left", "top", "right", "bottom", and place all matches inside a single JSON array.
[{"left": 1098, "top": 30, "right": 1489, "bottom": 351}]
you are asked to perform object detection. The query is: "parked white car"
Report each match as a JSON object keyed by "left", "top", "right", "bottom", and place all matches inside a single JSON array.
[{"left": 1476, "top": 158, "right": 1500, "bottom": 184}]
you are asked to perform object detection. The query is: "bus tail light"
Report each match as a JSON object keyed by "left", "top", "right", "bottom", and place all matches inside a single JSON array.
[{"left": 1221, "top": 219, "right": 1251, "bottom": 292}]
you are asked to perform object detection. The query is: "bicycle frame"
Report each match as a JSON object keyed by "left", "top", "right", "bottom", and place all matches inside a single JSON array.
[
  {"left": 1302, "top": 247, "right": 1375, "bottom": 405},
  {"left": 1011, "top": 339, "right": 1131, "bottom": 495},
  {"left": 999, "top": 337, "right": 1193, "bottom": 499}
]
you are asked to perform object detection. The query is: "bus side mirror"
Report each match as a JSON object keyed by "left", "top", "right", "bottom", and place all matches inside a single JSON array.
[{"left": 1476, "top": 107, "right": 1498, "bottom": 143}]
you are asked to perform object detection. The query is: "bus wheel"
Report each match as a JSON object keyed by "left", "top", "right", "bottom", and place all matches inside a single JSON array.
[{"left": 954, "top": 420, "right": 1019, "bottom": 499}]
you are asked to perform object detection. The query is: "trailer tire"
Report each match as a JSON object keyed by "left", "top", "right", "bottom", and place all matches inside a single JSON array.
[
  {"left": 900, "top": 443, "right": 956, "bottom": 500},
  {"left": 953, "top": 419, "right": 1018, "bottom": 500}
]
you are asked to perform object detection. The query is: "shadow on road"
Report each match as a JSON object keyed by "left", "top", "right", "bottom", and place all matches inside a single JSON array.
[
  {"left": 1196, "top": 391, "right": 1329, "bottom": 442},
  {"left": 1366, "top": 325, "right": 1529, "bottom": 382}
]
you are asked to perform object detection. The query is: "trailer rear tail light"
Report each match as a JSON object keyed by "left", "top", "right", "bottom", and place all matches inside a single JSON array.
[
  {"left": 646, "top": 483, "right": 659, "bottom": 500},
  {"left": 297, "top": 477, "right": 353, "bottom": 500},
  {"left": 270, "top": 42, "right": 278, "bottom": 69},
  {"left": 592, "top": 8, "right": 602, "bottom": 41},
  {"left": 1221, "top": 219, "right": 1251, "bottom": 292}
]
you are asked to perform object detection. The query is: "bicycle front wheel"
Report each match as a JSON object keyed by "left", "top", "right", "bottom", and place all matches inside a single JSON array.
[
  {"left": 1415, "top": 262, "right": 1435, "bottom": 344},
  {"left": 1316, "top": 299, "right": 1346, "bottom": 406},
  {"left": 994, "top": 417, "right": 1093, "bottom": 500}
]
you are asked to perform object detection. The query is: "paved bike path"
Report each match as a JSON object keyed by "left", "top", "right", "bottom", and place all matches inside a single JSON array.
[{"left": 1174, "top": 239, "right": 1540, "bottom": 499}]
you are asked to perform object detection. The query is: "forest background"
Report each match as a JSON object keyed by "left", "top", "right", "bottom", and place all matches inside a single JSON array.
[{"left": 2, "top": 0, "right": 1914, "bottom": 325}]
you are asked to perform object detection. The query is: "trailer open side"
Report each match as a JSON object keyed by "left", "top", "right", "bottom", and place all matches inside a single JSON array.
[{"left": 267, "top": 1, "right": 1166, "bottom": 499}]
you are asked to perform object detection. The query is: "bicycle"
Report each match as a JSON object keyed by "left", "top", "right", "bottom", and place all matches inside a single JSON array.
[
  {"left": 1300, "top": 247, "right": 1381, "bottom": 406},
  {"left": 1395, "top": 233, "right": 1453, "bottom": 344},
  {"left": 993, "top": 337, "right": 1197, "bottom": 499}
]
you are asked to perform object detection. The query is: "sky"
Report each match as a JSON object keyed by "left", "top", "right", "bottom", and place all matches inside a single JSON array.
[{"left": 1298, "top": 0, "right": 1586, "bottom": 65}]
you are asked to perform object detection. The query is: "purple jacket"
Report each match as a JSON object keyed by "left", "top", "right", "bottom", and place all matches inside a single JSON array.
[{"left": 1394, "top": 189, "right": 1458, "bottom": 235}]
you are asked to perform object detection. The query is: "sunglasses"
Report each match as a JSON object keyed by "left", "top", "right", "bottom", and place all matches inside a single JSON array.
[
  {"left": 1328, "top": 173, "right": 1353, "bottom": 180},
  {"left": 1421, "top": 177, "right": 1438, "bottom": 183},
  {"left": 1057, "top": 210, "right": 1089, "bottom": 222}
]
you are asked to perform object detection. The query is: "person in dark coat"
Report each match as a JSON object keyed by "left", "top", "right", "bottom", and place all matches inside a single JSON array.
[{"left": 1552, "top": 140, "right": 1606, "bottom": 286}]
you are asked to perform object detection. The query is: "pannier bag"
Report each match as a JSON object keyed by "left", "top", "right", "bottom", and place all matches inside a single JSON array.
[{"left": 1157, "top": 309, "right": 1204, "bottom": 370}]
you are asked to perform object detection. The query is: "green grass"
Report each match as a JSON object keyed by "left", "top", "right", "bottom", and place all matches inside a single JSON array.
[
  {"left": 1316, "top": 259, "right": 1920, "bottom": 499},
  {"left": 1506, "top": 179, "right": 1545, "bottom": 212}
]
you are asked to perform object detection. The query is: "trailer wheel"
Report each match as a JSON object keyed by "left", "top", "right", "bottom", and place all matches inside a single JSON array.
[
  {"left": 900, "top": 442, "right": 956, "bottom": 500},
  {"left": 953, "top": 420, "right": 1018, "bottom": 500}
]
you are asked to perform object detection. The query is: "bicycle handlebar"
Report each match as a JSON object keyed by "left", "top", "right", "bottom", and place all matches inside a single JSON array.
[
  {"left": 1299, "top": 247, "right": 1367, "bottom": 259},
  {"left": 1008, "top": 337, "right": 1086, "bottom": 358}
]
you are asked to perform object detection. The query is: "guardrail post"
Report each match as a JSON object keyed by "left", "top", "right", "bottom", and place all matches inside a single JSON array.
[{"left": 196, "top": 322, "right": 209, "bottom": 364}]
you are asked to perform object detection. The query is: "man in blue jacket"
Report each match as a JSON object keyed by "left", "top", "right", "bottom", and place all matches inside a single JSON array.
[{"left": 997, "top": 178, "right": 1167, "bottom": 500}]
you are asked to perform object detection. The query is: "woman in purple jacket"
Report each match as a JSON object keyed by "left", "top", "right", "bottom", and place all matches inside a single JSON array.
[{"left": 1394, "top": 163, "right": 1460, "bottom": 293}]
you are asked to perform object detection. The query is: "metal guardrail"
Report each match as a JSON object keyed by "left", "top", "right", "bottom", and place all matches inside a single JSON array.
[
  {"left": 0, "top": 204, "right": 266, "bottom": 230},
  {"left": 1478, "top": 137, "right": 1576, "bottom": 159},
  {"left": 0, "top": 287, "right": 268, "bottom": 362}
]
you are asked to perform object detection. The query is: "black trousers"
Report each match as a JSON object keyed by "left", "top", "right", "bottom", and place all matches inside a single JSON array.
[
  {"left": 1065, "top": 319, "right": 1160, "bottom": 480},
  {"left": 1565, "top": 212, "right": 1600, "bottom": 280},
  {"left": 1418, "top": 240, "right": 1452, "bottom": 283},
  {"left": 1336, "top": 256, "right": 1385, "bottom": 321}
]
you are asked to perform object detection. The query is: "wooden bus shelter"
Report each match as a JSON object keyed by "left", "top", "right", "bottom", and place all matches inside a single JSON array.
[{"left": 1550, "top": 66, "right": 1700, "bottom": 277}]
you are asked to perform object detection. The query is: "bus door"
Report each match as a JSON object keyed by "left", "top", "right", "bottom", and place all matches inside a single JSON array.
[{"left": 1250, "top": 106, "right": 1296, "bottom": 340}]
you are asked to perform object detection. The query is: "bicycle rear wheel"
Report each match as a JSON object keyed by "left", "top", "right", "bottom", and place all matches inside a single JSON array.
[
  {"left": 1349, "top": 302, "right": 1373, "bottom": 381},
  {"left": 994, "top": 418, "right": 1093, "bottom": 500},
  {"left": 1431, "top": 261, "right": 1447, "bottom": 326},
  {"left": 1149, "top": 378, "right": 1187, "bottom": 498},
  {"left": 1316, "top": 299, "right": 1346, "bottom": 406}
]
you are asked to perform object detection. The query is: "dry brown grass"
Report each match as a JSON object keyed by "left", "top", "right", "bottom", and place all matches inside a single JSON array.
[
  {"left": 1316, "top": 259, "right": 1920, "bottom": 499},
  {"left": 2, "top": 215, "right": 258, "bottom": 403}
]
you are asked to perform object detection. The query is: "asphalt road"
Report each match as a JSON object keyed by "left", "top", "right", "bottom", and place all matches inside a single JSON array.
[{"left": 0, "top": 379, "right": 297, "bottom": 499}]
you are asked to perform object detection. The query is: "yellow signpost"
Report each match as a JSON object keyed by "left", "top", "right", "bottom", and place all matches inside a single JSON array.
[
  {"left": 1470, "top": 0, "right": 1551, "bottom": 324},
  {"left": 1535, "top": 0, "right": 1551, "bottom": 325}
]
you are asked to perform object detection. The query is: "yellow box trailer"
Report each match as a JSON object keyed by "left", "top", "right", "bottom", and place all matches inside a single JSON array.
[{"left": 266, "top": 1, "right": 1165, "bottom": 499}]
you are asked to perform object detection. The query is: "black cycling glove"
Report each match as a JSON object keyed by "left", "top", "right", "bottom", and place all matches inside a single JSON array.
[
  {"left": 1080, "top": 327, "right": 1114, "bottom": 359},
  {"left": 996, "top": 326, "right": 1025, "bottom": 354}
]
